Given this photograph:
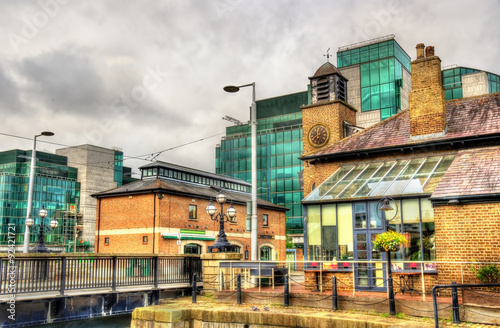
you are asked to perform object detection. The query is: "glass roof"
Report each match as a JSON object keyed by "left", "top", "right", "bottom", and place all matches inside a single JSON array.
[{"left": 303, "top": 155, "right": 455, "bottom": 202}]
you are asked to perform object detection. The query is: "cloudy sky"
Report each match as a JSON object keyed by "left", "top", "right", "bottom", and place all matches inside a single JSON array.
[{"left": 1, "top": 0, "right": 499, "bottom": 177}]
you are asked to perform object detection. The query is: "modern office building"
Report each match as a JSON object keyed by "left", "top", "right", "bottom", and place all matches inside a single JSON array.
[
  {"left": 442, "top": 66, "right": 500, "bottom": 100},
  {"left": 216, "top": 36, "right": 412, "bottom": 246},
  {"left": 216, "top": 92, "right": 308, "bottom": 245},
  {"left": 56, "top": 144, "right": 137, "bottom": 249},
  {"left": 0, "top": 149, "right": 81, "bottom": 252},
  {"left": 336, "top": 34, "right": 412, "bottom": 127}
]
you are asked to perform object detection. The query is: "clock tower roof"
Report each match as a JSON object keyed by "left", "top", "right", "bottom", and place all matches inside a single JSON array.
[{"left": 310, "top": 62, "right": 343, "bottom": 79}]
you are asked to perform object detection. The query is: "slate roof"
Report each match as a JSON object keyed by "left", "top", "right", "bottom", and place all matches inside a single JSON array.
[
  {"left": 310, "top": 62, "right": 344, "bottom": 79},
  {"left": 92, "top": 177, "right": 287, "bottom": 211},
  {"left": 431, "top": 146, "right": 500, "bottom": 200},
  {"left": 302, "top": 93, "right": 500, "bottom": 159}
]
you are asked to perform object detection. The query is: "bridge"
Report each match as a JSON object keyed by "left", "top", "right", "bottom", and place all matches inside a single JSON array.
[{"left": 0, "top": 254, "right": 202, "bottom": 327}]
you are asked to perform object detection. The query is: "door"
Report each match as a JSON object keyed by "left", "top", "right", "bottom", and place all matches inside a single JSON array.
[
  {"left": 354, "top": 231, "right": 385, "bottom": 290},
  {"left": 353, "top": 202, "right": 386, "bottom": 291}
]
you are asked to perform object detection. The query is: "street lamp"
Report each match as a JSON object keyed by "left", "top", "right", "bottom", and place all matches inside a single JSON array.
[
  {"left": 25, "top": 206, "right": 59, "bottom": 253},
  {"left": 379, "top": 197, "right": 398, "bottom": 316},
  {"left": 206, "top": 191, "right": 238, "bottom": 253},
  {"left": 23, "top": 131, "right": 55, "bottom": 253},
  {"left": 223, "top": 82, "right": 258, "bottom": 261}
]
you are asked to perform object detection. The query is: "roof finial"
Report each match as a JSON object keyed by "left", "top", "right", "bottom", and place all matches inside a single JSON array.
[{"left": 323, "top": 47, "right": 331, "bottom": 62}]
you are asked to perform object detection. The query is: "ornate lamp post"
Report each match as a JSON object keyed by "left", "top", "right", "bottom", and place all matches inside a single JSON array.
[
  {"left": 25, "top": 206, "right": 58, "bottom": 253},
  {"left": 206, "top": 191, "right": 238, "bottom": 253}
]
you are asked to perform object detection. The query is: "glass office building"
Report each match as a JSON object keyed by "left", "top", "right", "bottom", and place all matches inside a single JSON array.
[
  {"left": 216, "top": 92, "right": 308, "bottom": 240},
  {"left": 337, "top": 35, "right": 412, "bottom": 127},
  {"left": 0, "top": 150, "right": 80, "bottom": 250},
  {"left": 442, "top": 66, "right": 500, "bottom": 100}
]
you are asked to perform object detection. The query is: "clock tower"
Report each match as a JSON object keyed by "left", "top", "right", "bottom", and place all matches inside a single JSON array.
[
  {"left": 302, "top": 61, "right": 358, "bottom": 155},
  {"left": 301, "top": 61, "right": 358, "bottom": 195}
]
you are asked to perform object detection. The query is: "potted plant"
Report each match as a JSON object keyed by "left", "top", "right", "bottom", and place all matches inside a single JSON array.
[{"left": 372, "top": 231, "right": 407, "bottom": 252}]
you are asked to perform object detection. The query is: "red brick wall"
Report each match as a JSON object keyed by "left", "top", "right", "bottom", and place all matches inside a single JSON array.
[{"left": 96, "top": 191, "right": 286, "bottom": 258}]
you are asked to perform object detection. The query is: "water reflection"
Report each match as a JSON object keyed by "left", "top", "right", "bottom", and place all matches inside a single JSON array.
[{"left": 30, "top": 314, "right": 131, "bottom": 328}]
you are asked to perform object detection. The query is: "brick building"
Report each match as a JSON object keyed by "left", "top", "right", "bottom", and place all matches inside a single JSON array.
[
  {"left": 92, "top": 161, "right": 287, "bottom": 259},
  {"left": 300, "top": 43, "right": 500, "bottom": 291}
]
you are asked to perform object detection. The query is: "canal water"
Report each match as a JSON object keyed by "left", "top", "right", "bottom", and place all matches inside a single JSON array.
[{"left": 29, "top": 314, "right": 131, "bottom": 328}]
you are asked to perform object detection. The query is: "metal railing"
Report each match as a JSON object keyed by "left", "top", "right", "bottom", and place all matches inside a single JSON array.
[{"left": 0, "top": 254, "right": 202, "bottom": 297}]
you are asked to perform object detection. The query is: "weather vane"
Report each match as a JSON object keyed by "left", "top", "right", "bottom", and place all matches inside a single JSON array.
[{"left": 324, "top": 47, "right": 331, "bottom": 62}]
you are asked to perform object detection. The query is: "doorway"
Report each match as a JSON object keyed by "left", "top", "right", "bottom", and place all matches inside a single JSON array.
[{"left": 353, "top": 202, "right": 386, "bottom": 291}]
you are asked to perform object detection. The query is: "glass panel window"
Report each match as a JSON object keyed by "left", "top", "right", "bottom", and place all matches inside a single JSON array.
[
  {"left": 263, "top": 214, "right": 269, "bottom": 227},
  {"left": 338, "top": 204, "right": 353, "bottom": 260},
  {"left": 420, "top": 199, "right": 436, "bottom": 261},
  {"left": 354, "top": 203, "right": 367, "bottom": 229},
  {"left": 402, "top": 199, "right": 421, "bottom": 261},
  {"left": 322, "top": 205, "right": 337, "bottom": 261},
  {"left": 307, "top": 205, "right": 321, "bottom": 261},
  {"left": 189, "top": 205, "right": 197, "bottom": 220}
]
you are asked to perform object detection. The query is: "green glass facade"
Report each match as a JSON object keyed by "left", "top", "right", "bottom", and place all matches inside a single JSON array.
[
  {"left": 0, "top": 150, "right": 80, "bottom": 248},
  {"left": 337, "top": 39, "right": 411, "bottom": 121},
  {"left": 216, "top": 92, "right": 308, "bottom": 237},
  {"left": 442, "top": 66, "right": 500, "bottom": 100}
]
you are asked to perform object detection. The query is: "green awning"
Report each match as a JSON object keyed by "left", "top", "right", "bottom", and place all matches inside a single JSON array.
[{"left": 162, "top": 232, "right": 215, "bottom": 241}]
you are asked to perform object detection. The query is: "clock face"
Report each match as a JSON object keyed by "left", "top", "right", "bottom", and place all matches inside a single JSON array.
[{"left": 308, "top": 124, "right": 330, "bottom": 147}]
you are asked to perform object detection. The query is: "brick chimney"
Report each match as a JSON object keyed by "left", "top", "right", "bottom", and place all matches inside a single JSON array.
[{"left": 409, "top": 43, "right": 447, "bottom": 138}]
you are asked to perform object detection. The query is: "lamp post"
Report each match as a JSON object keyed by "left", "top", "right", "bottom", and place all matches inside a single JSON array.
[
  {"left": 23, "top": 131, "right": 54, "bottom": 253},
  {"left": 378, "top": 197, "right": 397, "bottom": 316},
  {"left": 206, "top": 191, "right": 238, "bottom": 253},
  {"left": 223, "top": 82, "right": 258, "bottom": 261},
  {"left": 25, "top": 206, "right": 59, "bottom": 253}
]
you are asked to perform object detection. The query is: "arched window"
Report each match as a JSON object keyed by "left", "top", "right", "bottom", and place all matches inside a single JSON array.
[{"left": 184, "top": 244, "right": 202, "bottom": 255}]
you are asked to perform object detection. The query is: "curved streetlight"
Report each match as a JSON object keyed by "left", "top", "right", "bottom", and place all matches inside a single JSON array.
[
  {"left": 23, "top": 131, "right": 55, "bottom": 253},
  {"left": 223, "top": 82, "right": 258, "bottom": 261},
  {"left": 206, "top": 191, "right": 238, "bottom": 253},
  {"left": 26, "top": 206, "right": 59, "bottom": 253}
]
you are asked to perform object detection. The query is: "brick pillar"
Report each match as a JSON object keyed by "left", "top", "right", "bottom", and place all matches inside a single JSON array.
[{"left": 200, "top": 252, "right": 242, "bottom": 292}]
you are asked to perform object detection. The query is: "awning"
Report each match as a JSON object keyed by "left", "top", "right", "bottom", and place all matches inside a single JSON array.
[
  {"left": 161, "top": 229, "right": 215, "bottom": 241},
  {"left": 303, "top": 155, "right": 455, "bottom": 202}
]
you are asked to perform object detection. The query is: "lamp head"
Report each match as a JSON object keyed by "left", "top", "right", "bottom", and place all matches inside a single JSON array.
[
  {"left": 227, "top": 203, "right": 236, "bottom": 220},
  {"left": 379, "top": 198, "right": 394, "bottom": 212},
  {"left": 206, "top": 200, "right": 217, "bottom": 216},
  {"left": 41, "top": 131, "right": 54, "bottom": 137},
  {"left": 223, "top": 85, "right": 240, "bottom": 93},
  {"left": 50, "top": 219, "right": 58, "bottom": 229},
  {"left": 39, "top": 207, "right": 48, "bottom": 218},
  {"left": 216, "top": 192, "right": 226, "bottom": 204},
  {"left": 25, "top": 216, "right": 34, "bottom": 227}
]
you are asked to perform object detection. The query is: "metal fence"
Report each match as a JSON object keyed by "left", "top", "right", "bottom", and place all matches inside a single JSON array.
[{"left": 0, "top": 255, "right": 202, "bottom": 296}]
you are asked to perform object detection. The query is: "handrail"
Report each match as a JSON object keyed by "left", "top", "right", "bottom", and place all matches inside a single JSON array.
[{"left": 0, "top": 255, "right": 202, "bottom": 297}]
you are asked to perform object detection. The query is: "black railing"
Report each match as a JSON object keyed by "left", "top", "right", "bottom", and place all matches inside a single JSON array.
[{"left": 0, "top": 255, "right": 202, "bottom": 296}]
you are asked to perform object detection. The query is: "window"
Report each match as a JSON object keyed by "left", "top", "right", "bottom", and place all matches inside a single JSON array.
[
  {"left": 184, "top": 244, "right": 201, "bottom": 254},
  {"left": 189, "top": 205, "right": 197, "bottom": 220},
  {"left": 263, "top": 214, "right": 269, "bottom": 227},
  {"left": 260, "top": 246, "right": 272, "bottom": 261},
  {"left": 104, "top": 237, "right": 109, "bottom": 245},
  {"left": 142, "top": 236, "right": 148, "bottom": 244}
]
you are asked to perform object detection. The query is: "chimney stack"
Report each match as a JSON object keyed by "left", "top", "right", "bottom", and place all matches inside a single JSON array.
[{"left": 409, "top": 43, "right": 447, "bottom": 138}]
